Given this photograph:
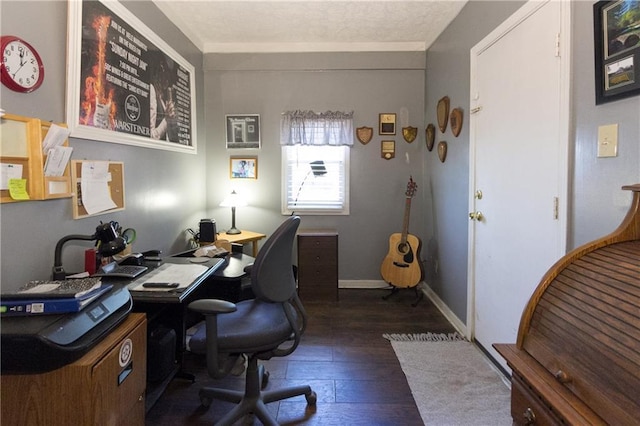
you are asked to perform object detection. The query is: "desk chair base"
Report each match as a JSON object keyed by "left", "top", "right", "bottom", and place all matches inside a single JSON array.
[{"left": 200, "top": 355, "right": 316, "bottom": 426}]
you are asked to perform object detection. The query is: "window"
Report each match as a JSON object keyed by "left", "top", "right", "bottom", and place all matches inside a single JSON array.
[
  {"left": 282, "top": 145, "right": 349, "bottom": 215},
  {"left": 280, "top": 110, "right": 353, "bottom": 215}
]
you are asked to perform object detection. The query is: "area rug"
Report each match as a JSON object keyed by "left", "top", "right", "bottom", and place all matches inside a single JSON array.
[{"left": 385, "top": 333, "right": 511, "bottom": 425}]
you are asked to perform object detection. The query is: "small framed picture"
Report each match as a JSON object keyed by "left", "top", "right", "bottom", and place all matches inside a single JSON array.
[
  {"left": 230, "top": 157, "right": 257, "bottom": 179},
  {"left": 226, "top": 114, "right": 261, "bottom": 149},
  {"left": 379, "top": 113, "right": 396, "bottom": 135}
]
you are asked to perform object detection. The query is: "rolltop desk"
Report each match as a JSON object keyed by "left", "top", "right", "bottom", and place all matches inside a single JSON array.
[{"left": 494, "top": 184, "right": 640, "bottom": 425}]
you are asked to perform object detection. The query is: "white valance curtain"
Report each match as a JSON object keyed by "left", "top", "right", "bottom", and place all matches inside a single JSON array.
[{"left": 280, "top": 110, "right": 354, "bottom": 146}]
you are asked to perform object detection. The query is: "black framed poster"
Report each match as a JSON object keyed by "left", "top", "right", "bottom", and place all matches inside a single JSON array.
[
  {"left": 66, "top": 0, "right": 197, "bottom": 153},
  {"left": 594, "top": 1, "right": 640, "bottom": 105}
]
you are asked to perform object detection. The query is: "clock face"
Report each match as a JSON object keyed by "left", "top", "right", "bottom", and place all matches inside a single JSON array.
[{"left": 1, "top": 36, "right": 45, "bottom": 92}]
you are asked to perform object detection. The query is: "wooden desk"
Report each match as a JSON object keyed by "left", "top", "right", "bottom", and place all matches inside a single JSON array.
[{"left": 217, "top": 230, "right": 266, "bottom": 257}]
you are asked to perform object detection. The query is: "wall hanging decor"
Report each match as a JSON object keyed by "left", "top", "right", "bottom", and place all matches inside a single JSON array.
[
  {"left": 426, "top": 124, "right": 435, "bottom": 151},
  {"left": 226, "top": 114, "right": 260, "bottom": 149},
  {"left": 379, "top": 113, "right": 396, "bottom": 135},
  {"left": 594, "top": 0, "right": 640, "bottom": 105},
  {"left": 230, "top": 156, "right": 257, "bottom": 179},
  {"left": 437, "top": 141, "right": 447, "bottom": 163},
  {"left": 381, "top": 140, "right": 395, "bottom": 159},
  {"left": 450, "top": 108, "right": 463, "bottom": 137},
  {"left": 66, "top": 0, "right": 197, "bottom": 154},
  {"left": 437, "top": 96, "right": 450, "bottom": 133},
  {"left": 402, "top": 126, "right": 417, "bottom": 143},
  {"left": 356, "top": 126, "right": 373, "bottom": 144}
]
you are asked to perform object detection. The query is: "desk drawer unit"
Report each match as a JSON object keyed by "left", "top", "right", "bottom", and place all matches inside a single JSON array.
[
  {"left": 297, "top": 230, "right": 338, "bottom": 302},
  {"left": 1, "top": 313, "right": 147, "bottom": 426}
]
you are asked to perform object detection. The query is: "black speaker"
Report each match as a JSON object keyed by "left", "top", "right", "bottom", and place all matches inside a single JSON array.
[{"left": 199, "top": 219, "right": 216, "bottom": 243}]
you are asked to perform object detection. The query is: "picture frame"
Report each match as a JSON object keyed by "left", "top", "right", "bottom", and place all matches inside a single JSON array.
[
  {"left": 594, "top": 1, "right": 640, "bottom": 105},
  {"left": 226, "top": 114, "right": 261, "bottom": 149},
  {"left": 66, "top": 0, "right": 197, "bottom": 154},
  {"left": 379, "top": 113, "right": 396, "bottom": 135},
  {"left": 230, "top": 157, "right": 257, "bottom": 179}
]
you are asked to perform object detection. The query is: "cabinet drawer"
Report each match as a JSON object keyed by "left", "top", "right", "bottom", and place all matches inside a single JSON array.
[
  {"left": 92, "top": 316, "right": 147, "bottom": 425},
  {"left": 298, "top": 251, "right": 338, "bottom": 267},
  {"left": 299, "top": 236, "right": 337, "bottom": 251},
  {"left": 511, "top": 374, "right": 563, "bottom": 426}
]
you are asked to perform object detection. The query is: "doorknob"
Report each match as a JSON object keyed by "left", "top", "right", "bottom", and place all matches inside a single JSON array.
[{"left": 469, "top": 211, "right": 484, "bottom": 221}]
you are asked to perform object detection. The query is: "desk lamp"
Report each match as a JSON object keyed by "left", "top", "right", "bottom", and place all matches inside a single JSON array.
[
  {"left": 220, "top": 190, "right": 247, "bottom": 235},
  {"left": 52, "top": 222, "right": 127, "bottom": 280}
]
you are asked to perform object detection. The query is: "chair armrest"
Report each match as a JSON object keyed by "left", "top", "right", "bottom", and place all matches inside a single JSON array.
[{"left": 188, "top": 299, "right": 236, "bottom": 315}]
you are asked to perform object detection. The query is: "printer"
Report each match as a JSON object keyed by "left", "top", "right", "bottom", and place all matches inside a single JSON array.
[{"left": 1, "top": 286, "right": 132, "bottom": 374}]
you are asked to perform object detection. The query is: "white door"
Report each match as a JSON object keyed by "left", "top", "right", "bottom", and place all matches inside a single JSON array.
[{"left": 468, "top": 0, "right": 570, "bottom": 370}]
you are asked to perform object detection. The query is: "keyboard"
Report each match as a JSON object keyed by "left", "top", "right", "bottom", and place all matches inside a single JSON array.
[{"left": 93, "top": 262, "right": 148, "bottom": 278}]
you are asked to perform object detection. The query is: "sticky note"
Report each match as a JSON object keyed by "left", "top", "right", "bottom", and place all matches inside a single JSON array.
[{"left": 8, "top": 178, "right": 30, "bottom": 200}]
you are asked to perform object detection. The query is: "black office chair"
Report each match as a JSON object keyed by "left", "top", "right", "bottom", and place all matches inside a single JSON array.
[{"left": 188, "top": 216, "right": 316, "bottom": 425}]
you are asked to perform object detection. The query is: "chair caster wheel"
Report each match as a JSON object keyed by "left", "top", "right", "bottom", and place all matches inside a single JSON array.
[
  {"left": 305, "top": 390, "right": 317, "bottom": 405},
  {"left": 261, "top": 370, "right": 270, "bottom": 389}
]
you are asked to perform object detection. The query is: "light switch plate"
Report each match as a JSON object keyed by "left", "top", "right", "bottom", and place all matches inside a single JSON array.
[{"left": 597, "top": 124, "right": 618, "bottom": 158}]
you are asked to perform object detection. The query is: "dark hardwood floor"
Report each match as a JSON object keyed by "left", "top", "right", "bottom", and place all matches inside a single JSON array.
[{"left": 145, "top": 288, "right": 457, "bottom": 425}]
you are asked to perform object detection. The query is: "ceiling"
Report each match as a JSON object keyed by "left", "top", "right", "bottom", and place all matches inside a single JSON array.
[{"left": 151, "top": 0, "right": 467, "bottom": 53}]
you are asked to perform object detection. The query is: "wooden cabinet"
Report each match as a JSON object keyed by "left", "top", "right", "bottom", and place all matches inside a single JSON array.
[
  {"left": 1, "top": 313, "right": 147, "bottom": 426},
  {"left": 297, "top": 230, "right": 338, "bottom": 302}
]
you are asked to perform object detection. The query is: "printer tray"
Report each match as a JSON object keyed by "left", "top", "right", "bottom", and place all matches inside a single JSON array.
[{"left": 1, "top": 286, "right": 132, "bottom": 374}]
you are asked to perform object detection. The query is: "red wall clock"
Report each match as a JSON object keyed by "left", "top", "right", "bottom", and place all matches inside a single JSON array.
[{"left": 1, "top": 35, "right": 45, "bottom": 93}]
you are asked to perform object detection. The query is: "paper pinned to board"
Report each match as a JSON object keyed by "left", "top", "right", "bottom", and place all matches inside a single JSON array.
[
  {"left": 8, "top": 178, "right": 29, "bottom": 200},
  {"left": 1, "top": 163, "right": 22, "bottom": 190},
  {"left": 80, "top": 161, "right": 117, "bottom": 214}
]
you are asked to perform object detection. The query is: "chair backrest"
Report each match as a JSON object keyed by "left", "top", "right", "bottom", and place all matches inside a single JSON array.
[{"left": 250, "top": 216, "right": 300, "bottom": 302}]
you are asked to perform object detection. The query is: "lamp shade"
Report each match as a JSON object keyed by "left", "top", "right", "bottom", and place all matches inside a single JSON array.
[{"left": 220, "top": 190, "right": 248, "bottom": 208}]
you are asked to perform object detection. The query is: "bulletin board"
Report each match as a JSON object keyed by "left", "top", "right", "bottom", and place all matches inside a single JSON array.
[{"left": 71, "top": 160, "right": 125, "bottom": 219}]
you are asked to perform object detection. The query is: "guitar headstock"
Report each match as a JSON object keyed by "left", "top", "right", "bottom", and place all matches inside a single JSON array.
[{"left": 405, "top": 176, "right": 417, "bottom": 198}]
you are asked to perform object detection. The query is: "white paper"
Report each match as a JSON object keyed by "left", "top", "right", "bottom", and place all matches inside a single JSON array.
[
  {"left": 0, "top": 163, "right": 23, "bottom": 190},
  {"left": 128, "top": 263, "right": 209, "bottom": 291},
  {"left": 41, "top": 124, "right": 71, "bottom": 153},
  {"left": 81, "top": 161, "right": 117, "bottom": 215},
  {"left": 44, "top": 146, "right": 73, "bottom": 176}
]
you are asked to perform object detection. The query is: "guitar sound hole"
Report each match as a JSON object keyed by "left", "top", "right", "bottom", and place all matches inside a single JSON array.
[{"left": 398, "top": 243, "right": 409, "bottom": 254}]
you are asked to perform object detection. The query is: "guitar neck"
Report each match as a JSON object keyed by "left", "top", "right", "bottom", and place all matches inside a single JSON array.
[{"left": 401, "top": 196, "right": 412, "bottom": 243}]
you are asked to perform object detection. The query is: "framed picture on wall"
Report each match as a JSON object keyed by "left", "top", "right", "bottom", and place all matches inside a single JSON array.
[
  {"left": 594, "top": 0, "right": 640, "bottom": 105},
  {"left": 230, "top": 157, "right": 258, "bottom": 179},
  {"left": 65, "top": 0, "right": 197, "bottom": 153},
  {"left": 226, "top": 114, "right": 261, "bottom": 149},
  {"left": 379, "top": 113, "right": 396, "bottom": 135}
]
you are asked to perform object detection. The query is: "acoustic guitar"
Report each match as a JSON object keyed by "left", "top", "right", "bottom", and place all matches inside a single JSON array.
[{"left": 380, "top": 177, "right": 423, "bottom": 288}]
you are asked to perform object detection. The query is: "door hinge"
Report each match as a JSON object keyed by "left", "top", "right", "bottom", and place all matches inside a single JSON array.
[
  {"left": 555, "top": 33, "right": 561, "bottom": 57},
  {"left": 553, "top": 197, "right": 559, "bottom": 220},
  {"left": 470, "top": 106, "right": 483, "bottom": 114}
]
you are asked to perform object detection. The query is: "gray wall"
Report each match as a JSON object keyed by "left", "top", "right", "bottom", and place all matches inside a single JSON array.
[
  {"left": 2, "top": 0, "right": 639, "bottom": 333},
  {"left": 203, "top": 52, "right": 426, "bottom": 281},
  {"left": 424, "top": 0, "right": 640, "bottom": 324},
  {"left": 0, "top": 1, "right": 207, "bottom": 291}
]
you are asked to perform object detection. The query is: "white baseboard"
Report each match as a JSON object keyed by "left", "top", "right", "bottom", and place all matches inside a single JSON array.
[{"left": 419, "top": 283, "right": 468, "bottom": 337}]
